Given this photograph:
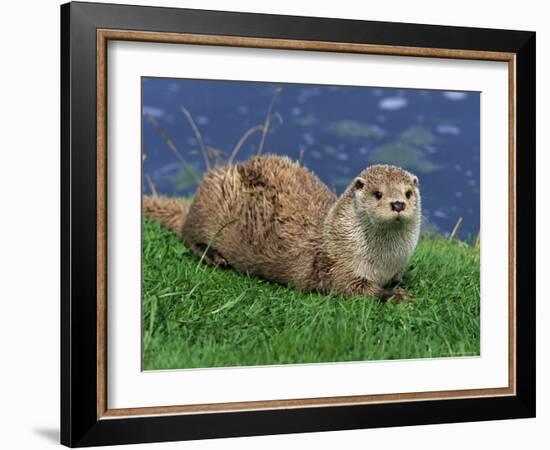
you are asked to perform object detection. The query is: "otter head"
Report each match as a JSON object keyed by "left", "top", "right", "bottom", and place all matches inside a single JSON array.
[{"left": 352, "top": 165, "right": 420, "bottom": 227}]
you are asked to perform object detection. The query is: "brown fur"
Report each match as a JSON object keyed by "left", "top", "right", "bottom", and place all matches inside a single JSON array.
[
  {"left": 144, "top": 155, "right": 421, "bottom": 301},
  {"left": 143, "top": 195, "right": 191, "bottom": 235}
]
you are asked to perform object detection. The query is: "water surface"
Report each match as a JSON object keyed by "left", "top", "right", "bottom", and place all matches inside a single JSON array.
[{"left": 142, "top": 78, "right": 480, "bottom": 240}]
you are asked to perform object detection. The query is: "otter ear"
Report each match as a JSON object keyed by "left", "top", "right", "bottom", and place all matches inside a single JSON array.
[
  {"left": 354, "top": 177, "right": 366, "bottom": 190},
  {"left": 412, "top": 176, "right": 419, "bottom": 187}
]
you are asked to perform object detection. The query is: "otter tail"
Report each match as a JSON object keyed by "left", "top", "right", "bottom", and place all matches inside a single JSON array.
[{"left": 143, "top": 195, "right": 191, "bottom": 236}]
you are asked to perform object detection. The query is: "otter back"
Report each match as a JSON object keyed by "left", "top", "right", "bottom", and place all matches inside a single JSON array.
[{"left": 181, "top": 155, "right": 337, "bottom": 289}]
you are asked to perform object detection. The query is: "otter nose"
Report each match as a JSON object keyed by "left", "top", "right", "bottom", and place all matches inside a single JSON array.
[{"left": 391, "top": 201, "right": 405, "bottom": 212}]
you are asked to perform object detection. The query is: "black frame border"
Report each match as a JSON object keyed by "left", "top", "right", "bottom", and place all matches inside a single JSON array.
[{"left": 61, "top": 2, "right": 535, "bottom": 447}]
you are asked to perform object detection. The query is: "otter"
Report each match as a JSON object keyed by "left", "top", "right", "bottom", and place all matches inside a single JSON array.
[{"left": 143, "top": 155, "right": 421, "bottom": 302}]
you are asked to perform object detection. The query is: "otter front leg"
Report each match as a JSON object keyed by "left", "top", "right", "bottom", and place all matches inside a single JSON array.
[
  {"left": 388, "top": 270, "right": 405, "bottom": 287},
  {"left": 390, "top": 270, "right": 405, "bottom": 285},
  {"left": 343, "top": 278, "right": 413, "bottom": 304}
]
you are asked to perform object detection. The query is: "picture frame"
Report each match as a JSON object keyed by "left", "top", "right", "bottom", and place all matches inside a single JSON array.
[{"left": 60, "top": 1, "right": 535, "bottom": 447}]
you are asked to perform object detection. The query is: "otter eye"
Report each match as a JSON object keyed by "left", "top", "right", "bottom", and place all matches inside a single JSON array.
[
  {"left": 405, "top": 190, "right": 412, "bottom": 199},
  {"left": 373, "top": 191, "right": 383, "bottom": 200}
]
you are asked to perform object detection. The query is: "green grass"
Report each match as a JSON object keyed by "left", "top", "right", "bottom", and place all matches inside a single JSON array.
[{"left": 142, "top": 218, "right": 480, "bottom": 370}]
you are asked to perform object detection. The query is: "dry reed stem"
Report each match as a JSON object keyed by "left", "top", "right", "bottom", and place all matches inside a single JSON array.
[
  {"left": 449, "top": 217, "right": 463, "bottom": 241},
  {"left": 228, "top": 125, "right": 265, "bottom": 165},
  {"left": 145, "top": 112, "right": 201, "bottom": 185},
  {"left": 298, "top": 146, "right": 306, "bottom": 164},
  {"left": 145, "top": 174, "right": 158, "bottom": 197},
  {"left": 271, "top": 112, "right": 283, "bottom": 126},
  {"left": 257, "top": 87, "right": 282, "bottom": 156},
  {"left": 180, "top": 105, "right": 210, "bottom": 170}
]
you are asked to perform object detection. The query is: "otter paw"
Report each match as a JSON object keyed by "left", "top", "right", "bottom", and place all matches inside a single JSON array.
[
  {"left": 380, "top": 290, "right": 414, "bottom": 304},
  {"left": 395, "top": 291, "right": 414, "bottom": 304},
  {"left": 195, "top": 244, "right": 229, "bottom": 268}
]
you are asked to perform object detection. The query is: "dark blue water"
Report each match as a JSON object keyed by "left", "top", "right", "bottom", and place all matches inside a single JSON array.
[{"left": 142, "top": 78, "right": 480, "bottom": 240}]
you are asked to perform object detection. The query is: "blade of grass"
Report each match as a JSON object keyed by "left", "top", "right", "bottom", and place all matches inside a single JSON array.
[
  {"left": 211, "top": 291, "right": 247, "bottom": 315},
  {"left": 196, "top": 219, "right": 238, "bottom": 272}
]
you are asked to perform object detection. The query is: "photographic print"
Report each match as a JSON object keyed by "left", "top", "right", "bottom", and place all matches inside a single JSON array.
[
  {"left": 62, "top": 4, "right": 535, "bottom": 444},
  {"left": 141, "top": 78, "right": 481, "bottom": 371}
]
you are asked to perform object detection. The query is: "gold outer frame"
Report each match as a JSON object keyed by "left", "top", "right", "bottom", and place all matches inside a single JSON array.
[{"left": 96, "top": 29, "right": 516, "bottom": 420}]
